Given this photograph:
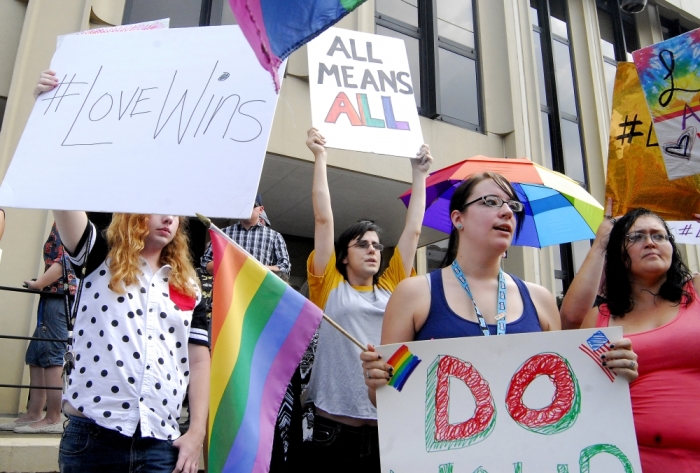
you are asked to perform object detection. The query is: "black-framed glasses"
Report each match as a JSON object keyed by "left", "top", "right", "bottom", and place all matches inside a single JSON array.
[
  {"left": 462, "top": 195, "right": 524, "bottom": 213},
  {"left": 349, "top": 240, "right": 385, "bottom": 251},
  {"left": 625, "top": 232, "right": 672, "bottom": 245}
]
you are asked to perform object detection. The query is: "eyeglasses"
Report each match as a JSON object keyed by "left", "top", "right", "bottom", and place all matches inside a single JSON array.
[
  {"left": 349, "top": 240, "right": 385, "bottom": 251},
  {"left": 462, "top": 195, "right": 524, "bottom": 213},
  {"left": 625, "top": 232, "right": 671, "bottom": 245}
]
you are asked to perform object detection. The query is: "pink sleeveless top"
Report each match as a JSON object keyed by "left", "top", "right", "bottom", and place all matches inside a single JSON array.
[{"left": 596, "top": 282, "right": 700, "bottom": 472}]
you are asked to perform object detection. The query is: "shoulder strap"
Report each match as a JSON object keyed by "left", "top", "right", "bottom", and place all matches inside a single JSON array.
[{"left": 61, "top": 223, "right": 92, "bottom": 345}]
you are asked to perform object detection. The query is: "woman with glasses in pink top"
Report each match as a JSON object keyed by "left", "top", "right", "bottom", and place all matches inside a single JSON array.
[{"left": 575, "top": 208, "right": 700, "bottom": 472}]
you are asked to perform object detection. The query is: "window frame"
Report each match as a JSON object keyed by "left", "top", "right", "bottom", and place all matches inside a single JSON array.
[
  {"left": 531, "top": 0, "right": 590, "bottom": 293},
  {"left": 376, "top": 0, "right": 484, "bottom": 133}
]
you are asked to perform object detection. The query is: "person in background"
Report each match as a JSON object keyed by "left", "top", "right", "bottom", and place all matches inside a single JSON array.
[
  {"left": 0, "top": 223, "right": 76, "bottom": 434},
  {"left": 200, "top": 193, "right": 290, "bottom": 276},
  {"left": 303, "top": 127, "right": 432, "bottom": 473}
]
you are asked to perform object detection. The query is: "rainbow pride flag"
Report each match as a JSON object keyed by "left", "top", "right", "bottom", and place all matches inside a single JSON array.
[
  {"left": 208, "top": 228, "right": 323, "bottom": 473},
  {"left": 386, "top": 344, "right": 421, "bottom": 392},
  {"left": 229, "top": 0, "right": 367, "bottom": 91}
]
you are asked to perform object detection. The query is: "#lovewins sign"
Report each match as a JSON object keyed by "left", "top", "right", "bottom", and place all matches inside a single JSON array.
[
  {"left": 308, "top": 27, "right": 423, "bottom": 158},
  {"left": 0, "top": 26, "right": 282, "bottom": 218},
  {"left": 375, "top": 328, "right": 642, "bottom": 472}
]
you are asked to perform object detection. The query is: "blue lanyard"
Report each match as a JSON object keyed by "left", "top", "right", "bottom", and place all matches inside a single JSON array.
[{"left": 451, "top": 260, "right": 507, "bottom": 336}]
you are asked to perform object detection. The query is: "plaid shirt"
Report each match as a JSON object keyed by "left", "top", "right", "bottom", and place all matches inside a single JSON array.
[{"left": 200, "top": 222, "right": 291, "bottom": 274}]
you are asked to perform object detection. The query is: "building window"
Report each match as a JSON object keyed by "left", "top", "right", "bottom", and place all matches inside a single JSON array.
[
  {"left": 659, "top": 12, "right": 692, "bottom": 41},
  {"left": 123, "top": 0, "right": 208, "bottom": 28},
  {"left": 596, "top": 0, "right": 639, "bottom": 106},
  {"left": 375, "top": 0, "right": 483, "bottom": 132},
  {"left": 531, "top": 0, "right": 589, "bottom": 295}
]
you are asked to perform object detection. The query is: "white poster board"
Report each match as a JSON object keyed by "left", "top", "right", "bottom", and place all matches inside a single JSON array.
[
  {"left": 307, "top": 27, "right": 423, "bottom": 158},
  {"left": 76, "top": 18, "right": 170, "bottom": 35},
  {"left": 0, "top": 26, "right": 282, "bottom": 218},
  {"left": 666, "top": 221, "right": 700, "bottom": 245},
  {"left": 376, "top": 328, "right": 642, "bottom": 472}
]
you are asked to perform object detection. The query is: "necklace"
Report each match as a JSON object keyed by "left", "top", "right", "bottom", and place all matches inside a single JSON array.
[{"left": 451, "top": 260, "right": 507, "bottom": 336}]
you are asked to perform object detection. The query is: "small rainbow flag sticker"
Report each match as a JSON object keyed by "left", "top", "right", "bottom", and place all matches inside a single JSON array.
[{"left": 386, "top": 344, "right": 422, "bottom": 392}]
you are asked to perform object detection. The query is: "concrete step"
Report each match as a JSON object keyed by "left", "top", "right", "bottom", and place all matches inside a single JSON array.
[
  {"left": 0, "top": 417, "right": 206, "bottom": 472},
  {"left": 0, "top": 418, "right": 60, "bottom": 473}
]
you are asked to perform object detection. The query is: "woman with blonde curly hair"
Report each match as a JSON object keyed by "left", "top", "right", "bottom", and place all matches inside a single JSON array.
[{"left": 54, "top": 211, "right": 210, "bottom": 473}]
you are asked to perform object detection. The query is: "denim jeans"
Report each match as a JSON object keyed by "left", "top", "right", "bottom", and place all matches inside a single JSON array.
[
  {"left": 304, "top": 415, "right": 380, "bottom": 473},
  {"left": 25, "top": 297, "right": 68, "bottom": 368},
  {"left": 59, "top": 415, "right": 179, "bottom": 473}
]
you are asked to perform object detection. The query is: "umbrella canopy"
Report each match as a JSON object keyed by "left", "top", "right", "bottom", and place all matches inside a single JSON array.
[{"left": 400, "top": 156, "right": 604, "bottom": 248}]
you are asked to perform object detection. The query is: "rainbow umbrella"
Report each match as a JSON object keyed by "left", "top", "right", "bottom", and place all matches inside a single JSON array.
[{"left": 401, "top": 156, "right": 604, "bottom": 248}]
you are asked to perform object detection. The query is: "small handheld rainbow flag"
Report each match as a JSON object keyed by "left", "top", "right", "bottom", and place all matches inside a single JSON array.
[
  {"left": 208, "top": 227, "right": 323, "bottom": 473},
  {"left": 386, "top": 344, "right": 421, "bottom": 392},
  {"left": 229, "top": 0, "right": 367, "bottom": 91}
]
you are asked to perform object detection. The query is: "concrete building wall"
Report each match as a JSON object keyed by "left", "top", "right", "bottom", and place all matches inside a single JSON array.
[
  {"left": 0, "top": 0, "right": 698, "bottom": 414},
  {"left": 0, "top": 0, "right": 124, "bottom": 415}
]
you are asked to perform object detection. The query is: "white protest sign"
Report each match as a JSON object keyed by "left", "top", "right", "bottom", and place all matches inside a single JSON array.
[
  {"left": 666, "top": 221, "right": 700, "bottom": 245},
  {"left": 308, "top": 27, "right": 423, "bottom": 158},
  {"left": 0, "top": 26, "right": 282, "bottom": 218},
  {"left": 76, "top": 18, "right": 170, "bottom": 35},
  {"left": 376, "top": 328, "right": 642, "bottom": 473}
]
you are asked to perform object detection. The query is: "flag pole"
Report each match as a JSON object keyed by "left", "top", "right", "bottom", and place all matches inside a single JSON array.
[{"left": 196, "top": 213, "right": 368, "bottom": 352}]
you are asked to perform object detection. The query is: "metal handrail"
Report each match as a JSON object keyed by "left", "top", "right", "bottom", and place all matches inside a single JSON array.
[
  {"left": 0, "top": 285, "right": 68, "bottom": 391},
  {"left": 0, "top": 285, "right": 63, "bottom": 296}
]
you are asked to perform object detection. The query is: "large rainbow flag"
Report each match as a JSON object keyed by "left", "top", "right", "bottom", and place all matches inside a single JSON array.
[
  {"left": 229, "top": 0, "right": 368, "bottom": 91},
  {"left": 208, "top": 228, "right": 323, "bottom": 473}
]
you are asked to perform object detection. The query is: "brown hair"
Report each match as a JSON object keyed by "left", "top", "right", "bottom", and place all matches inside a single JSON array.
[{"left": 440, "top": 172, "right": 524, "bottom": 267}]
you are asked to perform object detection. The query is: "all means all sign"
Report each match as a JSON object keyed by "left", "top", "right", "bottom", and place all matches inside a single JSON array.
[{"left": 307, "top": 27, "right": 424, "bottom": 158}]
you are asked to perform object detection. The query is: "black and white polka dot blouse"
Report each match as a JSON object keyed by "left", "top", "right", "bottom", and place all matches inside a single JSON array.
[{"left": 63, "top": 221, "right": 209, "bottom": 440}]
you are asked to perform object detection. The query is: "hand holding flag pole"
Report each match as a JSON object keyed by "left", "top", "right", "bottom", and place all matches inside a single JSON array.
[{"left": 196, "top": 213, "right": 367, "bottom": 352}]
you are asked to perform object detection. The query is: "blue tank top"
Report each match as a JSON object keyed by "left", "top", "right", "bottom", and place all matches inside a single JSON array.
[{"left": 415, "top": 269, "right": 543, "bottom": 340}]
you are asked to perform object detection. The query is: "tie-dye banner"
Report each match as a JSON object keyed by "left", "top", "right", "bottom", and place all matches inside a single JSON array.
[
  {"left": 632, "top": 28, "right": 700, "bottom": 179},
  {"left": 605, "top": 62, "right": 700, "bottom": 220}
]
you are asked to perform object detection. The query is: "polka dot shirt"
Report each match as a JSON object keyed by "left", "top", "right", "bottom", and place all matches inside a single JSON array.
[{"left": 63, "top": 222, "right": 209, "bottom": 440}]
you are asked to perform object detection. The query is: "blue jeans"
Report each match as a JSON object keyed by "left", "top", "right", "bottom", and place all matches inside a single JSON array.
[
  {"left": 25, "top": 297, "right": 68, "bottom": 368},
  {"left": 59, "top": 416, "right": 179, "bottom": 473}
]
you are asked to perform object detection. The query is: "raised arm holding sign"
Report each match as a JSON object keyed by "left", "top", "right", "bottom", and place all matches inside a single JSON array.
[{"left": 303, "top": 127, "right": 431, "bottom": 473}]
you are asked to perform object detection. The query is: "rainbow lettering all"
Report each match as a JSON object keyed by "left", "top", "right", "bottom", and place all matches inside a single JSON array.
[{"left": 386, "top": 344, "right": 421, "bottom": 392}]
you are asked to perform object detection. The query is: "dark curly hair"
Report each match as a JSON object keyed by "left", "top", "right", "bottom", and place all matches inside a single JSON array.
[
  {"left": 440, "top": 172, "right": 525, "bottom": 267},
  {"left": 603, "top": 208, "right": 692, "bottom": 317},
  {"left": 335, "top": 220, "right": 383, "bottom": 285}
]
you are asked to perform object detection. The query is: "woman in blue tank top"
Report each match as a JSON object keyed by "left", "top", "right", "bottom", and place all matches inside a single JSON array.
[{"left": 360, "top": 172, "right": 639, "bottom": 406}]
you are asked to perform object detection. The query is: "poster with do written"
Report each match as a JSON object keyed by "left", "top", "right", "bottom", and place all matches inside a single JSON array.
[
  {"left": 376, "top": 328, "right": 642, "bottom": 473},
  {"left": 0, "top": 25, "right": 282, "bottom": 218},
  {"left": 307, "top": 27, "right": 423, "bottom": 158}
]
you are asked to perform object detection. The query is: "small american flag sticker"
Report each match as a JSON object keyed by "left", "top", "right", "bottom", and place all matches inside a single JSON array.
[{"left": 579, "top": 331, "right": 616, "bottom": 382}]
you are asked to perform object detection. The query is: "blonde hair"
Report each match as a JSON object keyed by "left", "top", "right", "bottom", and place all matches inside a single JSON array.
[{"left": 106, "top": 214, "right": 197, "bottom": 297}]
